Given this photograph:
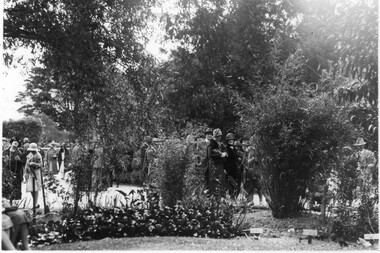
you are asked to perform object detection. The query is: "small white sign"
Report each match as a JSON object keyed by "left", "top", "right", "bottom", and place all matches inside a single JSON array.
[
  {"left": 249, "top": 228, "right": 264, "bottom": 234},
  {"left": 302, "top": 229, "right": 318, "bottom": 236},
  {"left": 364, "top": 234, "right": 379, "bottom": 240}
]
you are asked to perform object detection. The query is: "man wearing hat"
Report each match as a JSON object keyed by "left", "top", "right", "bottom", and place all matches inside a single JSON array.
[
  {"left": 204, "top": 128, "right": 213, "bottom": 143},
  {"left": 195, "top": 128, "right": 213, "bottom": 187},
  {"left": 206, "top": 128, "right": 228, "bottom": 197},
  {"left": 353, "top": 138, "right": 376, "bottom": 169},
  {"left": 352, "top": 138, "right": 377, "bottom": 195}
]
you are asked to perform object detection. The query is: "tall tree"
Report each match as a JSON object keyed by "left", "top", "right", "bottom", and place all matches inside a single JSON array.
[
  {"left": 5, "top": 0, "right": 157, "bottom": 139},
  {"left": 161, "top": 0, "right": 299, "bottom": 131}
]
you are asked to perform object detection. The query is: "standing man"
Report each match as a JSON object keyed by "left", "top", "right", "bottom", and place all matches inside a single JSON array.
[
  {"left": 207, "top": 128, "right": 228, "bottom": 197},
  {"left": 352, "top": 138, "right": 377, "bottom": 195},
  {"left": 197, "top": 128, "right": 213, "bottom": 188}
]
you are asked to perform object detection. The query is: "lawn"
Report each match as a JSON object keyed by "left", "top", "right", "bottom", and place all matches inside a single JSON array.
[{"left": 37, "top": 235, "right": 378, "bottom": 251}]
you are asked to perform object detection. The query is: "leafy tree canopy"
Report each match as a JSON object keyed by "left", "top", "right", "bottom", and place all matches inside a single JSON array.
[
  {"left": 5, "top": 0, "right": 157, "bottom": 137},
  {"left": 160, "top": 0, "right": 300, "bottom": 131},
  {"left": 3, "top": 117, "right": 43, "bottom": 143}
]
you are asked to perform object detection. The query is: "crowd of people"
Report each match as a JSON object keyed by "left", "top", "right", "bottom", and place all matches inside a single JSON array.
[
  {"left": 192, "top": 128, "right": 263, "bottom": 204},
  {"left": 193, "top": 128, "right": 377, "bottom": 208},
  {"left": 1, "top": 131, "right": 376, "bottom": 249},
  {"left": 1, "top": 137, "right": 107, "bottom": 250},
  {"left": 2, "top": 137, "right": 73, "bottom": 206}
]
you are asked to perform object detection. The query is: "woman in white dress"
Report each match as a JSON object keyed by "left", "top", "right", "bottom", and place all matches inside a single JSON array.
[{"left": 24, "top": 143, "right": 42, "bottom": 208}]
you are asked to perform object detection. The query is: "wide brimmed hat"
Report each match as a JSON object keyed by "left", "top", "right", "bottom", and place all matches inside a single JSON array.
[
  {"left": 205, "top": 128, "right": 213, "bottom": 135},
  {"left": 27, "top": 143, "right": 39, "bottom": 151},
  {"left": 353, "top": 138, "right": 366, "bottom": 146},
  {"left": 213, "top": 128, "right": 222, "bottom": 137},
  {"left": 226, "top": 133, "right": 235, "bottom": 140}
]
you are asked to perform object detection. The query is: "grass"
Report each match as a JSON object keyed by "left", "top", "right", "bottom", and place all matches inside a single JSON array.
[{"left": 37, "top": 235, "right": 378, "bottom": 251}]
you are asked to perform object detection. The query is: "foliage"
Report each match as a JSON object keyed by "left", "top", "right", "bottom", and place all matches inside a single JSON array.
[
  {"left": 330, "top": 150, "right": 379, "bottom": 241},
  {"left": 93, "top": 66, "right": 165, "bottom": 186},
  {"left": 42, "top": 171, "right": 74, "bottom": 213},
  {"left": 5, "top": 0, "right": 157, "bottom": 138},
  {"left": 2, "top": 117, "right": 43, "bottom": 142},
  {"left": 152, "top": 139, "right": 189, "bottom": 206},
  {"left": 298, "top": 0, "right": 377, "bottom": 82},
  {"left": 29, "top": 188, "right": 241, "bottom": 247},
  {"left": 2, "top": 168, "right": 17, "bottom": 201},
  {"left": 297, "top": 0, "right": 378, "bottom": 151},
  {"left": 159, "top": 0, "right": 299, "bottom": 131},
  {"left": 240, "top": 89, "right": 355, "bottom": 218},
  {"left": 35, "top": 114, "right": 72, "bottom": 144},
  {"left": 151, "top": 133, "right": 212, "bottom": 207}
]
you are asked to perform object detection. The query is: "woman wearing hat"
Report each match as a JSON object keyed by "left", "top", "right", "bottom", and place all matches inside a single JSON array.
[
  {"left": 25, "top": 143, "right": 42, "bottom": 208},
  {"left": 2, "top": 139, "right": 23, "bottom": 200}
]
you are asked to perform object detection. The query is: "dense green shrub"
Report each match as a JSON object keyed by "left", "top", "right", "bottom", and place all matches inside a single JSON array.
[
  {"left": 152, "top": 139, "right": 189, "bottom": 206},
  {"left": 151, "top": 134, "right": 211, "bottom": 208},
  {"left": 241, "top": 91, "right": 355, "bottom": 218}
]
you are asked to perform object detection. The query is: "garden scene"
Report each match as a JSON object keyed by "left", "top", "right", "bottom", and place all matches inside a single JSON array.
[{"left": 2, "top": 0, "right": 378, "bottom": 251}]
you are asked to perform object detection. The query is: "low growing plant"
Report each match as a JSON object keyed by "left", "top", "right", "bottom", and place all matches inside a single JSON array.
[{"left": 29, "top": 187, "right": 242, "bottom": 247}]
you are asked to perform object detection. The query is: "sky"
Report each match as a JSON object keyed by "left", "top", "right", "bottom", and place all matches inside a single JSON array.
[{"left": 1, "top": 66, "right": 27, "bottom": 121}]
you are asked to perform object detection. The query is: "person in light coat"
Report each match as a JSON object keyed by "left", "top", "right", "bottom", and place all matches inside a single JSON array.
[{"left": 25, "top": 143, "right": 43, "bottom": 208}]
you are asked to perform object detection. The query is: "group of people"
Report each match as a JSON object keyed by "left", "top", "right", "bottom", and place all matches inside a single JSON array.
[
  {"left": 2, "top": 137, "right": 46, "bottom": 250},
  {"left": 2, "top": 137, "right": 72, "bottom": 208},
  {"left": 198, "top": 128, "right": 263, "bottom": 204}
]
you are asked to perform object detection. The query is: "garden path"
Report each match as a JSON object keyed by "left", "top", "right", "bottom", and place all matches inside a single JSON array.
[
  {"left": 16, "top": 175, "right": 143, "bottom": 211},
  {"left": 15, "top": 174, "right": 267, "bottom": 211}
]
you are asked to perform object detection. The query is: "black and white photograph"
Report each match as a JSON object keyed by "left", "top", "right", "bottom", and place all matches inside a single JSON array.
[{"left": 1, "top": 0, "right": 378, "bottom": 250}]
